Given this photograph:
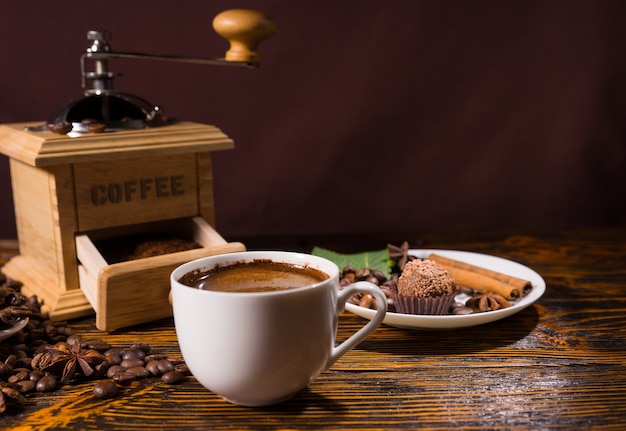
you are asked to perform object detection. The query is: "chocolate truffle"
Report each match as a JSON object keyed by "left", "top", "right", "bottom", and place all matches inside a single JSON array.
[{"left": 392, "top": 259, "right": 457, "bottom": 315}]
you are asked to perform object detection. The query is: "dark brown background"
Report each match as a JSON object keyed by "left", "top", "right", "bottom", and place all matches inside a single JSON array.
[{"left": 1, "top": 0, "right": 625, "bottom": 241}]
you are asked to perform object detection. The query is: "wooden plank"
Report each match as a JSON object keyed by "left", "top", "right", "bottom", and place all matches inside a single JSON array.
[{"left": 2, "top": 228, "right": 625, "bottom": 429}]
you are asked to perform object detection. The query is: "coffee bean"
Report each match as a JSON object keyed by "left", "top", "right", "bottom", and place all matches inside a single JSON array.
[
  {"left": 379, "top": 285, "right": 393, "bottom": 297},
  {"left": 36, "top": 374, "right": 58, "bottom": 392},
  {"left": 144, "top": 354, "right": 168, "bottom": 362},
  {"left": 4, "top": 354, "right": 17, "bottom": 368},
  {"left": 127, "top": 366, "right": 150, "bottom": 379},
  {"left": 8, "top": 370, "right": 29, "bottom": 383},
  {"left": 13, "top": 349, "right": 27, "bottom": 359},
  {"left": 343, "top": 272, "right": 356, "bottom": 283},
  {"left": 104, "top": 347, "right": 125, "bottom": 357},
  {"left": 81, "top": 339, "right": 111, "bottom": 352},
  {"left": 355, "top": 268, "right": 371, "bottom": 280},
  {"left": 174, "top": 363, "right": 190, "bottom": 375},
  {"left": 27, "top": 328, "right": 45, "bottom": 341},
  {"left": 65, "top": 335, "right": 82, "bottom": 346},
  {"left": 365, "top": 276, "right": 380, "bottom": 286},
  {"left": 93, "top": 379, "right": 119, "bottom": 399},
  {"left": 145, "top": 360, "right": 161, "bottom": 376},
  {"left": 106, "top": 365, "right": 125, "bottom": 379},
  {"left": 29, "top": 369, "right": 44, "bottom": 382},
  {"left": 129, "top": 343, "right": 151, "bottom": 353},
  {"left": 104, "top": 348, "right": 124, "bottom": 364},
  {"left": 105, "top": 354, "right": 122, "bottom": 366},
  {"left": 29, "top": 339, "right": 47, "bottom": 348},
  {"left": 16, "top": 379, "right": 36, "bottom": 394},
  {"left": 0, "top": 363, "right": 13, "bottom": 376},
  {"left": 48, "top": 335, "right": 67, "bottom": 344},
  {"left": 342, "top": 266, "right": 356, "bottom": 276},
  {"left": 47, "top": 122, "right": 72, "bottom": 134},
  {"left": 55, "top": 326, "right": 74, "bottom": 337},
  {"left": 358, "top": 294, "right": 375, "bottom": 309},
  {"left": 122, "top": 348, "right": 146, "bottom": 361},
  {"left": 112, "top": 371, "right": 136, "bottom": 386},
  {"left": 120, "top": 357, "right": 144, "bottom": 369},
  {"left": 87, "top": 123, "right": 106, "bottom": 133},
  {"left": 156, "top": 359, "right": 175, "bottom": 374},
  {"left": 44, "top": 324, "right": 58, "bottom": 338},
  {"left": 161, "top": 370, "right": 185, "bottom": 384},
  {"left": 15, "top": 357, "right": 32, "bottom": 369},
  {"left": 371, "top": 269, "right": 388, "bottom": 284}
]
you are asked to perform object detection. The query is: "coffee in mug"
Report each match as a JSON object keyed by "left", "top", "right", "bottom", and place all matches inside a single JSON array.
[
  {"left": 178, "top": 259, "right": 329, "bottom": 293},
  {"left": 170, "top": 251, "right": 387, "bottom": 407}
]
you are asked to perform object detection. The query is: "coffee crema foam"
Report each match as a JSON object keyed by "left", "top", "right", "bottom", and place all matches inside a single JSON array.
[{"left": 178, "top": 259, "right": 330, "bottom": 293}]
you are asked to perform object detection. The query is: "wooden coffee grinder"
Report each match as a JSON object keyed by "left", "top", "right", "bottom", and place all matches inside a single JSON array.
[{"left": 0, "top": 9, "right": 275, "bottom": 330}]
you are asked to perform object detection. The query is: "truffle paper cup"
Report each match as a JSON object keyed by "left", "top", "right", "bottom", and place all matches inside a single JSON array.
[{"left": 170, "top": 251, "right": 387, "bottom": 407}]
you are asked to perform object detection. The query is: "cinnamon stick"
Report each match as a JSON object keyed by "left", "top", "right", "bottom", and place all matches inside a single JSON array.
[{"left": 428, "top": 253, "right": 532, "bottom": 299}]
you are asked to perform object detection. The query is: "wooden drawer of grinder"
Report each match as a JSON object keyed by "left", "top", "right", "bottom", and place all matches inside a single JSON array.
[{"left": 76, "top": 216, "right": 245, "bottom": 331}]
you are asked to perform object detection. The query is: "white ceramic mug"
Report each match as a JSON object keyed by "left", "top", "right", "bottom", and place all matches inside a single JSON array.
[{"left": 170, "top": 251, "right": 387, "bottom": 407}]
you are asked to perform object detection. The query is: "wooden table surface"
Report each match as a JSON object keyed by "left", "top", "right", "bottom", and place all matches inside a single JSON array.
[{"left": 1, "top": 227, "right": 625, "bottom": 430}]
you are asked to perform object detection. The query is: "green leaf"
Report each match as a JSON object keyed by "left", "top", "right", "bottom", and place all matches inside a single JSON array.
[{"left": 311, "top": 247, "right": 394, "bottom": 278}]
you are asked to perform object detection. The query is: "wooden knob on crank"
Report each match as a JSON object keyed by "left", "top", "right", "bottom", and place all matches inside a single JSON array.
[{"left": 213, "top": 9, "right": 276, "bottom": 63}]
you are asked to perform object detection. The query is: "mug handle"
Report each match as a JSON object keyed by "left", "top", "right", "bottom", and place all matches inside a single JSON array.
[{"left": 326, "top": 281, "right": 388, "bottom": 368}]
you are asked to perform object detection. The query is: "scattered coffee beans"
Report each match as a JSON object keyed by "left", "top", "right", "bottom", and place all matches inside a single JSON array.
[
  {"left": 339, "top": 265, "right": 397, "bottom": 312},
  {"left": 0, "top": 269, "right": 191, "bottom": 414}
]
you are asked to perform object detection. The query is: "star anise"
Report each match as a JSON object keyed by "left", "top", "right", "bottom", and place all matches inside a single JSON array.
[
  {"left": 0, "top": 382, "right": 26, "bottom": 413},
  {"left": 388, "top": 241, "right": 415, "bottom": 271},
  {"left": 466, "top": 291, "right": 512, "bottom": 312},
  {"left": 32, "top": 343, "right": 107, "bottom": 383}
]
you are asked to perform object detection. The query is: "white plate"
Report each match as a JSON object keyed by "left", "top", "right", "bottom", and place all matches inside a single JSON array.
[{"left": 344, "top": 249, "right": 545, "bottom": 330}]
